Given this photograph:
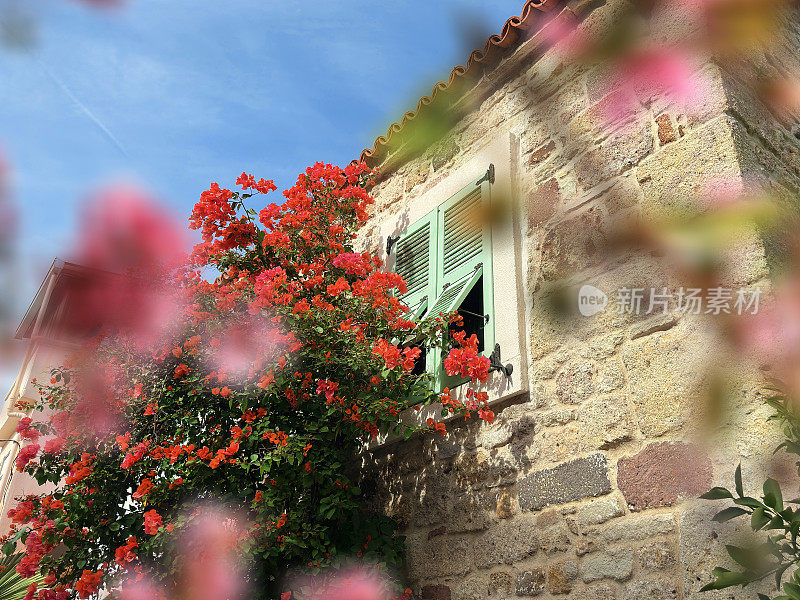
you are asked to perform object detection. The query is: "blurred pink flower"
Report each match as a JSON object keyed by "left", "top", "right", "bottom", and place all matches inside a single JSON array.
[
  {"left": 77, "top": 183, "right": 185, "bottom": 273},
  {"left": 63, "top": 183, "right": 189, "bottom": 348},
  {"left": 118, "top": 578, "right": 166, "bottom": 600},
  {"left": 176, "top": 506, "right": 249, "bottom": 600},
  {"left": 601, "top": 47, "right": 699, "bottom": 124}
]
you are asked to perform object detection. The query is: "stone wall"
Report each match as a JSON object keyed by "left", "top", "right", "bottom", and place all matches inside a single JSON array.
[{"left": 358, "top": 1, "right": 800, "bottom": 598}]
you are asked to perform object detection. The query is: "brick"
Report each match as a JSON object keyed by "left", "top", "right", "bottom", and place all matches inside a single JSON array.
[
  {"left": 581, "top": 548, "right": 635, "bottom": 582},
  {"left": 655, "top": 114, "right": 678, "bottom": 146},
  {"left": 422, "top": 585, "right": 452, "bottom": 600},
  {"left": 617, "top": 442, "right": 712, "bottom": 511},
  {"left": 516, "top": 569, "right": 546, "bottom": 596},
  {"left": 519, "top": 453, "right": 611, "bottom": 511}
]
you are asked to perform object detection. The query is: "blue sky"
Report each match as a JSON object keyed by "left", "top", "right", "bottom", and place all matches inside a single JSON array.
[{"left": 0, "top": 0, "right": 525, "bottom": 384}]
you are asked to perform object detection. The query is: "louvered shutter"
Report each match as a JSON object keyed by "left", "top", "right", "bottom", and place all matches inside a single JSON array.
[
  {"left": 393, "top": 209, "right": 437, "bottom": 318},
  {"left": 432, "top": 175, "right": 495, "bottom": 388}
]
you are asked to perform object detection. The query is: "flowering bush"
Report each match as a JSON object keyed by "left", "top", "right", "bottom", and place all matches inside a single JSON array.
[{"left": 1, "top": 163, "right": 494, "bottom": 599}]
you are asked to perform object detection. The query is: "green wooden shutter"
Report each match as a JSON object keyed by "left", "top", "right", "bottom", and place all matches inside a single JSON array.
[
  {"left": 393, "top": 210, "right": 437, "bottom": 315},
  {"left": 432, "top": 175, "right": 495, "bottom": 389}
]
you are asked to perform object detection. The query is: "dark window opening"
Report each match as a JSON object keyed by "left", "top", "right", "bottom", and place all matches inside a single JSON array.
[{"left": 452, "top": 275, "right": 485, "bottom": 354}]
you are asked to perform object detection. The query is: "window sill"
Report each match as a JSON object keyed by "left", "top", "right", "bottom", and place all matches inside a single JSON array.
[{"left": 367, "top": 352, "right": 527, "bottom": 451}]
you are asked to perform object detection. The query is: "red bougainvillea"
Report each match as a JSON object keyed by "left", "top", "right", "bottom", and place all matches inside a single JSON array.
[{"left": 2, "top": 163, "right": 493, "bottom": 599}]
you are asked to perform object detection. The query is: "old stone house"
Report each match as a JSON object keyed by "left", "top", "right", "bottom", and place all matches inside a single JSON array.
[{"left": 355, "top": 0, "right": 800, "bottom": 599}]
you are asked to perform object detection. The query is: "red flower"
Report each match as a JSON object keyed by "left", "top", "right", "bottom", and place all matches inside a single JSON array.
[
  {"left": 114, "top": 536, "right": 138, "bottom": 566},
  {"left": 373, "top": 339, "right": 401, "bottom": 370},
  {"left": 44, "top": 437, "right": 66, "bottom": 455},
  {"left": 173, "top": 364, "right": 190, "bottom": 379},
  {"left": 143, "top": 509, "right": 162, "bottom": 535},
  {"left": 15, "top": 443, "right": 40, "bottom": 471},
  {"left": 132, "top": 478, "right": 153, "bottom": 500},
  {"left": 75, "top": 569, "right": 103, "bottom": 599}
]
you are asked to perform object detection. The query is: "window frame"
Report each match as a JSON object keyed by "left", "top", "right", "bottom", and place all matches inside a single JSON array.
[{"left": 393, "top": 171, "right": 495, "bottom": 390}]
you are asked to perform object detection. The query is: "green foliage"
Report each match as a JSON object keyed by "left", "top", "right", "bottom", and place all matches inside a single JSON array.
[{"left": 702, "top": 384, "right": 800, "bottom": 598}]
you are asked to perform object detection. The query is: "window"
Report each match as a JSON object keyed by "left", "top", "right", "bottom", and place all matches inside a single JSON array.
[{"left": 393, "top": 171, "right": 495, "bottom": 390}]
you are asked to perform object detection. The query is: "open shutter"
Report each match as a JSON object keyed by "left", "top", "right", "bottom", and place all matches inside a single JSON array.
[
  {"left": 393, "top": 210, "right": 437, "bottom": 316},
  {"left": 432, "top": 174, "right": 495, "bottom": 388}
]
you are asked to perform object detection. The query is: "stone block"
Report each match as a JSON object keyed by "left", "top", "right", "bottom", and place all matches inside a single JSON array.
[
  {"left": 540, "top": 205, "right": 612, "bottom": 281},
  {"left": 617, "top": 442, "right": 713, "bottom": 510},
  {"left": 602, "top": 514, "right": 675, "bottom": 543},
  {"left": 519, "top": 454, "right": 611, "bottom": 510},
  {"left": 422, "top": 585, "right": 452, "bottom": 600},
  {"left": 574, "top": 118, "right": 653, "bottom": 191},
  {"left": 622, "top": 579, "right": 678, "bottom": 600},
  {"left": 636, "top": 115, "right": 743, "bottom": 222},
  {"left": 413, "top": 471, "right": 452, "bottom": 526},
  {"left": 680, "top": 504, "right": 772, "bottom": 599},
  {"left": 580, "top": 547, "right": 635, "bottom": 582},
  {"left": 567, "top": 497, "right": 625, "bottom": 531},
  {"left": 548, "top": 560, "right": 578, "bottom": 595},
  {"left": 475, "top": 516, "right": 539, "bottom": 568},
  {"left": 450, "top": 493, "right": 489, "bottom": 532},
  {"left": 538, "top": 517, "right": 572, "bottom": 555},
  {"left": 489, "top": 571, "right": 515, "bottom": 598},
  {"left": 577, "top": 396, "right": 635, "bottom": 450},
  {"left": 638, "top": 540, "right": 676, "bottom": 571},
  {"left": 579, "top": 583, "right": 618, "bottom": 600},
  {"left": 528, "top": 177, "right": 561, "bottom": 229},
  {"left": 405, "top": 532, "right": 474, "bottom": 580},
  {"left": 528, "top": 140, "right": 557, "bottom": 167},
  {"left": 555, "top": 359, "right": 597, "bottom": 404},
  {"left": 454, "top": 573, "right": 489, "bottom": 600},
  {"left": 537, "top": 409, "right": 578, "bottom": 427},
  {"left": 496, "top": 488, "right": 517, "bottom": 519},
  {"left": 515, "top": 569, "right": 546, "bottom": 596},
  {"left": 480, "top": 425, "right": 513, "bottom": 449},
  {"left": 655, "top": 114, "right": 678, "bottom": 146},
  {"left": 621, "top": 319, "right": 713, "bottom": 437}
]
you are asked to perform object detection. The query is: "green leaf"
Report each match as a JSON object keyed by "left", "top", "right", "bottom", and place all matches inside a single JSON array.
[
  {"left": 765, "top": 479, "right": 784, "bottom": 512},
  {"left": 701, "top": 487, "right": 733, "bottom": 500},
  {"left": 713, "top": 507, "right": 749, "bottom": 522},
  {"left": 725, "top": 545, "right": 760, "bottom": 570},
  {"left": 700, "top": 568, "right": 749, "bottom": 590},
  {"left": 784, "top": 581, "right": 800, "bottom": 600},
  {"left": 735, "top": 497, "right": 764, "bottom": 508},
  {"left": 751, "top": 507, "right": 770, "bottom": 530},
  {"left": 735, "top": 464, "right": 744, "bottom": 497}
]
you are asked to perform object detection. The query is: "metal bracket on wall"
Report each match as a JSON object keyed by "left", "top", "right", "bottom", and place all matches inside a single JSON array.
[
  {"left": 475, "top": 163, "right": 495, "bottom": 186},
  {"left": 489, "top": 343, "right": 513, "bottom": 377},
  {"left": 386, "top": 235, "right": 400, "bottom": 256}
]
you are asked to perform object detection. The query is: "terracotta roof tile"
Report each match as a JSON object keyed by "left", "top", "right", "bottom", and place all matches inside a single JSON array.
[{"left": 360, "top": 0, "right": 564, "bottom": 167}]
